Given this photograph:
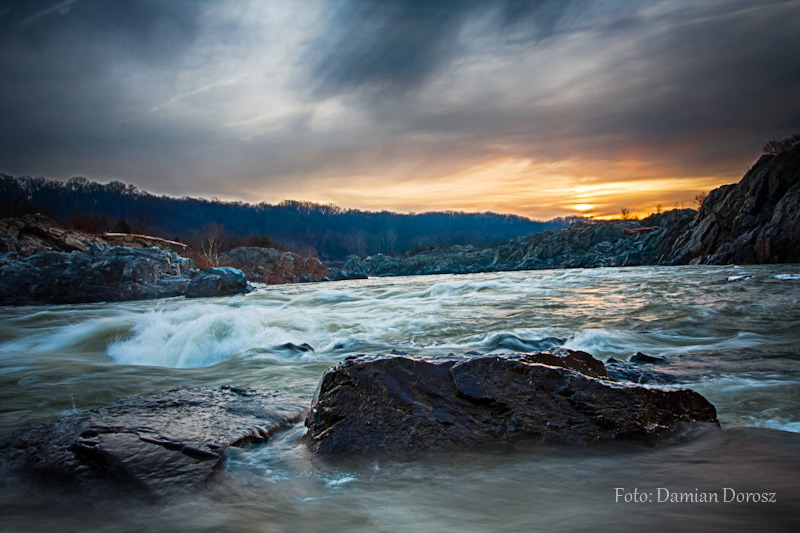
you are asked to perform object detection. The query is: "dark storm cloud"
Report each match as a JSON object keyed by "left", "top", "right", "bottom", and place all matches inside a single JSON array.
[
  {"left": 0, "top": 0, "right": 206, "bottom": 173},
  {"left": 307, "top": 0, "right": 609, "bottom": 97},
  {"left": 0, "top": 0, "right": 201, "bottom": 57},
  {"left": 305, "top": 0, "right": 800, "bottom": 175}
]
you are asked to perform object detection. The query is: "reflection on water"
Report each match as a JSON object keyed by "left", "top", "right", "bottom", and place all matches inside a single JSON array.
[{"left": 1, "top": 264, "right": 799, "bottom": 530}]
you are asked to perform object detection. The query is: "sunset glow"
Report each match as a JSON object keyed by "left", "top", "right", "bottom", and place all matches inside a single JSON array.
[{"left": 250, "top": 155, "right": 738, "bottom": 220}]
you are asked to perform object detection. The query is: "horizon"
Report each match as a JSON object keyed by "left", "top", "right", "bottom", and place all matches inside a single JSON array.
[
  {"left": 2, "top": 0, "right": 798, "bottom": 220},
  {"left": 3, "top": 171, "right": 693, "bottom": 223}
]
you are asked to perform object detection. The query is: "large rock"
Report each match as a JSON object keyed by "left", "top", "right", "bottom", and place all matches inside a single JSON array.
[
  {"left": 671, "top": 146, "right": 800, "bottom": 264},
  {"left": 0, "top": 244, "right": 248, "bottom": 305},
  {"left": 0, "top": 386, "right": 307, "bottom": 500},
  {"left": 304, "top": 353, "right": 718, "bottom": 455},
  {"left": 185, "top": 266, "right": 249, "bottom": 298}
]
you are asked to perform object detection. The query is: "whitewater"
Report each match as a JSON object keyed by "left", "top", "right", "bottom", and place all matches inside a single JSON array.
[{"left": 1, "top": 264, "right": 799, "bottom": 531}]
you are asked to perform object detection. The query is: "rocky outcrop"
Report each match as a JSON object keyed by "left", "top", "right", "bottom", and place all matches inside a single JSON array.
[
  {"left": 0, "top": 244, "right": 248, "bottom": 305},
  {"left": 0, "top": 386, "right": 307, "bottom": 501},
  {"left": 304, "top": 353, "right": 718, "bottom": 455},
  {"left": 493, "top": 209, "right": 696, "bottom": 270},
  {"left": 670, "top": 146, "right": 800, "bottom": 264},
  {"left": 344, "top": 146, "right": 800, "bottom": 277},
  {"left": 0, "top": 213, "right": 184, "bottom": 256},
  {"left": 220, "top": 247, "right": 366, "bottom": 284},
  {"left": 220, "top": 246, "right": 331, "bottom": 284},
  {"left": 344, "top": 245, "right": 497, "bottom": 277},
  {"left": 344, "top": 210, "right": 697, "bottom": 277}
]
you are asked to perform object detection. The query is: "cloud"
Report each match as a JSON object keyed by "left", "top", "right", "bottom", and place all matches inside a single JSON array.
[
  {"left": 20, "top": 0, "right": 78, "bottom": 26},
  {"left": 305, "top": 0, "right": 618, "bottom": 98},
  {"left": 0, "top": 0, "right": 798, "bottom": 218}
]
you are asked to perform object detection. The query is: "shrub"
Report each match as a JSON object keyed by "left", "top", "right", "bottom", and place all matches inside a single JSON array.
[{"left": 763, "top": 133, "right": 800, "bottom": 155}]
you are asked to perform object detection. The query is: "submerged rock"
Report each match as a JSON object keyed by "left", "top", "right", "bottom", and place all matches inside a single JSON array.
[
  {"left": 304, "top": 353, "right": 718, "bottom": 455},
  {"left": 630, "top": 352, "right": 668, "bottom": 365},
  {"left": 0, "top": 386, "right": 307, "bottom": 501},
  {"left": 604, "top": 358, "right": 681, "bottom": 385},
  {"left": 0, "top": 244, "right": 248, "bottom": 305}
]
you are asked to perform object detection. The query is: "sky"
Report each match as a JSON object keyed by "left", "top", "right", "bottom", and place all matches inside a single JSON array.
[{"left": 1, "top": 0, "right": 799, "bottom": 220}]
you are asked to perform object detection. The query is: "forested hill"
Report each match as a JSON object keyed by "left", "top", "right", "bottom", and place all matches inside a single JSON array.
[{"left": 0, "top": 175, "right": 573, "bottom": 261}]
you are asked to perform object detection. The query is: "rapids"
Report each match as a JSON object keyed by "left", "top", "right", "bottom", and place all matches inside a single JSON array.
[{"left": 1, "top": 264, "right": 799, "bottom": 531}]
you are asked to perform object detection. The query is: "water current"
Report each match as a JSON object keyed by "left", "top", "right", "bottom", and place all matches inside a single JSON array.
[{"left": 1, "top": 265, "right": 799, "bottom": 531}]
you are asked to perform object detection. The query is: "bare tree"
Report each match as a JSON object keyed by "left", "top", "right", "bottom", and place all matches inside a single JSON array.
[
  {"left": 693, "top": 191, "right": 708, "bottom": 209},
  {"left": 620, "top": 207, "right": 632, "bottom": 220},
  {"left": 763, "top": 133, "right": 800, "bottom": 155},
  {"left": 655, "top": 204, "right": 663, "bottom": 214},
  {"left": 385, "top": 228, "right": 398, "bottom": 254},
  {"left": 201, "top": 222, "right": 225, "bottom": 267},
  {"left": 347, "top": 229, "right": 368, "bottom": 257}
]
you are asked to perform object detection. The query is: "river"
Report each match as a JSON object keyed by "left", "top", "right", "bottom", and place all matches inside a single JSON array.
[{"left": 1, "top": 265, "right": 799, "bottom": 531}]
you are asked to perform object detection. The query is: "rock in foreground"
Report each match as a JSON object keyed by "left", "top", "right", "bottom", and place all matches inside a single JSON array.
[
  {"left": 0, "top": 386, "right": 307, "bottom": 500},
  {"left": 304, "top": 353, "right": 718, "bottom": 455}
]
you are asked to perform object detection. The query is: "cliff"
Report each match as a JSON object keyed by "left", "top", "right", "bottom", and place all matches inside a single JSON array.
[{"left": 669, "top": 147, "right": 800, "bottom": 264}]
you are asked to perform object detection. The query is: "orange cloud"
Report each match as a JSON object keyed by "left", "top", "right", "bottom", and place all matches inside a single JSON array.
[{"left": 249, "top": 155, "right": 739, "bottom": 220}]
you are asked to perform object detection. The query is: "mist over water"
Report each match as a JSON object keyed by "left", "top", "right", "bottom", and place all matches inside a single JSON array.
[{"left": 1, "top": 264, "right": 799, "bottom": 530}]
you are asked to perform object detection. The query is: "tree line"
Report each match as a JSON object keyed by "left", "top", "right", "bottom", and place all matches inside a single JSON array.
[{"left": 0, "top": 174, "right": 575, "bottom": 261}]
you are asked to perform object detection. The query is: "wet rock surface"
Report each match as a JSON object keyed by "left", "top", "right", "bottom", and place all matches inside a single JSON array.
[
  {"left": 0, "top": 244, "right": 248, "bottom": 305},
  {"left": 0, "top": 386, "right": 307, "bottom": 501},
  {"left": 304, "top": 353, "right": 718, "bottom": 455}
]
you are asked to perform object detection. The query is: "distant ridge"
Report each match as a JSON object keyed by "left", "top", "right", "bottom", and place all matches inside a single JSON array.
[{"left": 0, "top": 175, "right": 574, "bottom": 261}]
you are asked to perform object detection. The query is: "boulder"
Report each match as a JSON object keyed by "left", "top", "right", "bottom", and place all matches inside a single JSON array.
[
  {"left": 0, "top": 386, "right": 307, "bottom": 501},
  {"left": 185, "top": 266, "right": 248, "bottom": 298},
  {"left": 304, "top": 353, "right": 718, "bottom": 455}
]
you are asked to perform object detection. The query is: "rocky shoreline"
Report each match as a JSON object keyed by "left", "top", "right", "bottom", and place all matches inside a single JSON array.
[
  {"left": 345, "top": 146, "right": 800, "bottom": 277},
  {"left": 0, "top": 240, "right": 248, "bottom": 305},
  {"left": 0, "top": 214, "right": 362, "bottom": 305}
]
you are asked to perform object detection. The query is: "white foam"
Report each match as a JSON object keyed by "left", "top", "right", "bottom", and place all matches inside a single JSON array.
[
  {"left": 756, "top": 417, "right": 800, "bottom": 433},
  {"left": 323, "top": 475, "right": 357, "bottom": 488},
  {"left": 562, "top": 328, "right": 648, "bottom": 358}
]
